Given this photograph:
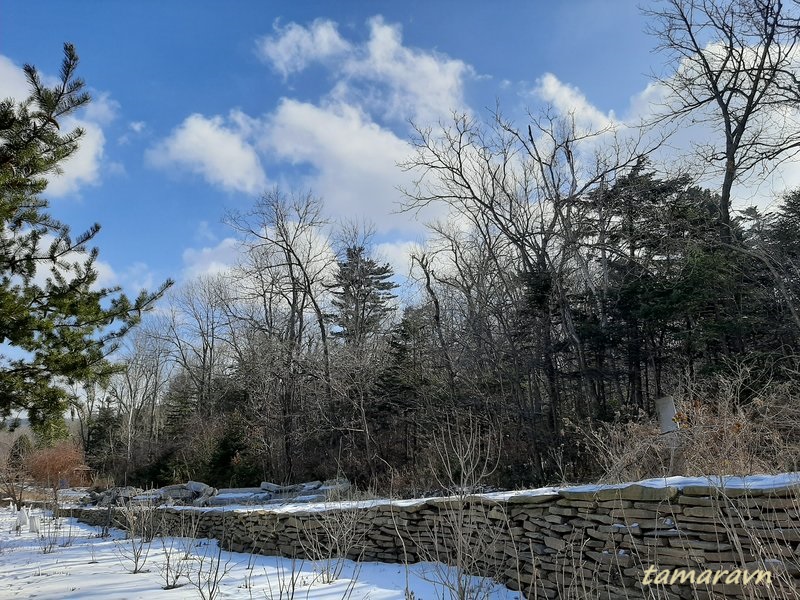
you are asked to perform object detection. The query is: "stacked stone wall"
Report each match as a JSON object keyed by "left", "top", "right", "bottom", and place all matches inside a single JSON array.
[{"left": 67, "top": 479, "right": 800, "bottom": 599}]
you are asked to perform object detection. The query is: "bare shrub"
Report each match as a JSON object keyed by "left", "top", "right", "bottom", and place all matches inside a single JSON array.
[
  {"left": 158, "top": 533, "right": 189, "bottom": 590},
  {"left": 299, "top": 506, "right": 367, "bottom": 584},
  {"left": 26, "top": 441, "right": 85, "bottom": 519},
  {"left": 177, "top": 510, "right": 202, "bottom": 560},
  {"left": 114, "top": 502, "right": 159, "bottom": 573},
  {"left": 412, "top": 413, "right": 504, "bottom": 600},
  {"left": 263, "top": 557, "right": 306, "bottom": 600},
  {"left": 37, "top": 514, "right": 59, "bottom": 554},
  {"left": 585, "top": 362, "right": 800, "bottom": 483},
  {"left": 186, "top": 539, "right": 235, "bottom": 600}
]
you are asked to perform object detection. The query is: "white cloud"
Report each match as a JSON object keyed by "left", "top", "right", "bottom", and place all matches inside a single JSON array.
[
  {"left": 146, "top": 112, "right": 267, "bottom": 195},
  {"left": 530, "top": 70, "right": 800, "bottom": 212},
  {"left": 93, "top": 260, "right": 118, "bottom": 288},
  {"left": 256, "top": 18, "right": 351, "bottom": 77},
  {"left": 375, "top": 239, "right": 419, "bottom": 277},
  {"left": 46, "top": 118, "right": 106, "bottom": 197},
  {"left": 129, "top": 121, "right": 146, "bottom": 133},
  {"left": 263, "top": 99, "right": 426, "bottom": 232},
  {"left": 152, "top": 16, "right": 473, "bottom": 226},
  {"left": 0, "top": 54, "right": 113, "bottom": 199},
  {"left": 182, "top": 237, "right": 240, "bottom": 279},
  {"left": 83, "top": 92, "right": 119, "bottom": 125},
  {"left": 534, "top": 72, "right": 615, "bottom": 132},
  {"left": 0, "top": 55, "right": 30, "bottom": 101},
  {"left": 339, "top": 16, "right": 473, "bottom": 123},
  {"left": 257, "top": 16, "right": 473, "bottom": 124}
]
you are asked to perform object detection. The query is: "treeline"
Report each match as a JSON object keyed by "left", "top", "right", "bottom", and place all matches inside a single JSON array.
[
  {"left": 6, "top": 0, "right": 800, "bottom": 493},
  {"left": 71, "top": 146, "right": 800, "bottom": 490}
]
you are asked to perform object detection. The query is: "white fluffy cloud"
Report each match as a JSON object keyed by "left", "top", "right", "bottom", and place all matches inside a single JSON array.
[
  {"left": 182, "top": 237, "right": 241, "bottom": 279},
  {"left": 256, "top": 18, "right": 351, "bottom": 77},
  {"left": 46, "top": 118, "right": 107, "bottom": 197},
  {"left": 146, "top": 112, "right": 267, "bottom": 195},
  {"left": 153, "top": 17, "right": 468, "bottom": 230},
  {"left": 531, "top": 70, "right": 800, "bottom": 211},
  {"left": 535, "top": 73, "right": 615, "bottom": 132},
  {"left": 257, "top": 16, "right": 473, "bottom": 124},
  {"left": 263, "top": 99, "right": 419, "bottom": 230},
  {"left": 375, "top": 239, "right": 419, "bottom": 277},
  {"left": 340, "top": 17, "right": 473, "bottom": 123},
  {"left": 0, "top": 55, "right": 114, "bottom": 199},
  {"left": 0, "top": 55, "right": 30, "bottom": 101}
]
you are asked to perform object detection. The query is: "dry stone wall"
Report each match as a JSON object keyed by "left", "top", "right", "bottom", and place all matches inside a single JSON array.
[{"left": 68, "top": 478, "right": 800, "bottom": 599}]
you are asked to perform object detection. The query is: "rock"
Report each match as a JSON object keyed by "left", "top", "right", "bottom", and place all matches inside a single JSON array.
[
  {"left": 117, "top": 486, "right": 143, "bottom": 498},
  {"left": 219, "top": 487, "right": 263, "bottom": 495},
  {"left": 161, "top": 485, "right": 194, "bottom": 500},
  {"left": 207, "top": 495, "right": 249, "bottom": 507},
  {"left": 321, "top": 478, "right": 351, "bottom": 497},
  {"left": 187, "top": 481, "right": 213, "bottom": 495},
  {"left": 277, "top": 483, "right": 304, "bottom": 494},
  {"left": 261, "top": 481, "right": 282, "bottom": 493}
]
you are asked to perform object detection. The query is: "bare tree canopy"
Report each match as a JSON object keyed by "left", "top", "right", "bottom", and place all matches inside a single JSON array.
[{"left": 648, "top": 0, "right": 800, "bottom": 242}]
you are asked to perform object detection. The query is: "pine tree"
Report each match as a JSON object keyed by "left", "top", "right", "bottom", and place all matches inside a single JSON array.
[
  {"left": 0, "top": 44, "right": 171, "bottom": 434},
  {"left": 328, "top": 246, "right": 397, "bottom": 346}
]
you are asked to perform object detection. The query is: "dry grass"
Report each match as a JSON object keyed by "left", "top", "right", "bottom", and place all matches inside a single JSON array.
[{"left": 584, "top": 362, "right": 800, "bottom": 483}]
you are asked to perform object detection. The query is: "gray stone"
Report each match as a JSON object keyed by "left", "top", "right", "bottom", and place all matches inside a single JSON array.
[
  {"left": 187, "top": 481, "right": 214, "bottom": 495},
  {"left": 161, "top": 485, "right": 194, "bottom": 500}
]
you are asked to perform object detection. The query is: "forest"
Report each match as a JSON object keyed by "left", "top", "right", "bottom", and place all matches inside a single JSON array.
[{"left": 4, "top": 0, "right": 800, "bottom": 495}]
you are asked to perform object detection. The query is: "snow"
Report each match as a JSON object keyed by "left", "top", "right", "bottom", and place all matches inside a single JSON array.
[
  {"left": 560, "top": 472, "right": 800, "bottom": 494},
  {"left": 0, "top": 507, "right": 521, "bottom": 600},
  {"left": 135, "top": 472, "right": 800, "bottom": 516}
]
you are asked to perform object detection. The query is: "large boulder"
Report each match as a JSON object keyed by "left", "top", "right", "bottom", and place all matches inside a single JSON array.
[
  {"left": 186, "top": 481, "right": 214, "bottom": 495},
  {"left": 161, "top": 484, "right": 194, "bottom": 501},
  {"left": 260, "top": 481, "right": 282, "bottom": 493}
]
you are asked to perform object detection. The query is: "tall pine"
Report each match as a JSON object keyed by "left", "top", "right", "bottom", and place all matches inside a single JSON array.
[
  {"left": 328, "top": 246, "right": 397, "bottom": 346},
  {"left": 0, "top": 44, "right": 171, "bottom": 435}
]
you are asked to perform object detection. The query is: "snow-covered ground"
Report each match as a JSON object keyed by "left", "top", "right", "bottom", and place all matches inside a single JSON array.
[{"left": 0, "top": 507, "right": 519, "bottom": 600}]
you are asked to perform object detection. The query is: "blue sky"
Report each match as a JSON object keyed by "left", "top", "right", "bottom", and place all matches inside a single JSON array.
[{"left": 1, "top": 1, "right": 655, "bottom": 296}]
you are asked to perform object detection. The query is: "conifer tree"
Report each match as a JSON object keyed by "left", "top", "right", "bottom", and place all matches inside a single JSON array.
[
  {"left": 0, "top": 44, "right": 171, "bottom": 435},
  {"left": 328, "top": 246, "right": 397, "bottom": 346}
]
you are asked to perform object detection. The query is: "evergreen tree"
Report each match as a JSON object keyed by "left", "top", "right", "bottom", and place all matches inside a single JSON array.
[
  {"left": 328, "top": 246, "right": 397, "bottom": 346},
  {"left": 0, "top": 44, "right": 171, "bottom": 433}
]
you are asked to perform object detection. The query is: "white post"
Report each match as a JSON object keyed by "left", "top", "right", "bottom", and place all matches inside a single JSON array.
[
  {"left": 655, "top": 395, "right": 679, "bottom": 475},
  {"left": 654, "top": 395, "right": 678, "bottom": 434}
]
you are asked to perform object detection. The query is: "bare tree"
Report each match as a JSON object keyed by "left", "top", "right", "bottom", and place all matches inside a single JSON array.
[
  {"left": 648, "top": 0, "right": 800, "bottom": 243},
  {"left": 160, "top": 275, "right": 232, "bottom": 414},
  {"left": 107, "top": 326, "right": 174, "bottom": 480},
  {"left": 402, "top": 110, "right": 646, "bottom": 436},
  {"left": 226, "top": 189, "right": 335, "bottom": 479}
]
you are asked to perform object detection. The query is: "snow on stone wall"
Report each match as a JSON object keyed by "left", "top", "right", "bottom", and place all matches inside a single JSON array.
[{"left": 67, "top": 475, "right": 800, "bottom": 598}]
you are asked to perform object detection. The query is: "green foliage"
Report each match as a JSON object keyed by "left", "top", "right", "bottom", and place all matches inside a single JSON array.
[
  {"left": 85, "top": 404, "right": 122, "bottom": 473},
  {"left": 0, "top": 44, "right": 172, "bottom": 430},
  {"left": 328, "top": 245, "right": 397, "bottom": 345},
  {"left": 204, "top": 413, "right": 261, "bottom": 488}
]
